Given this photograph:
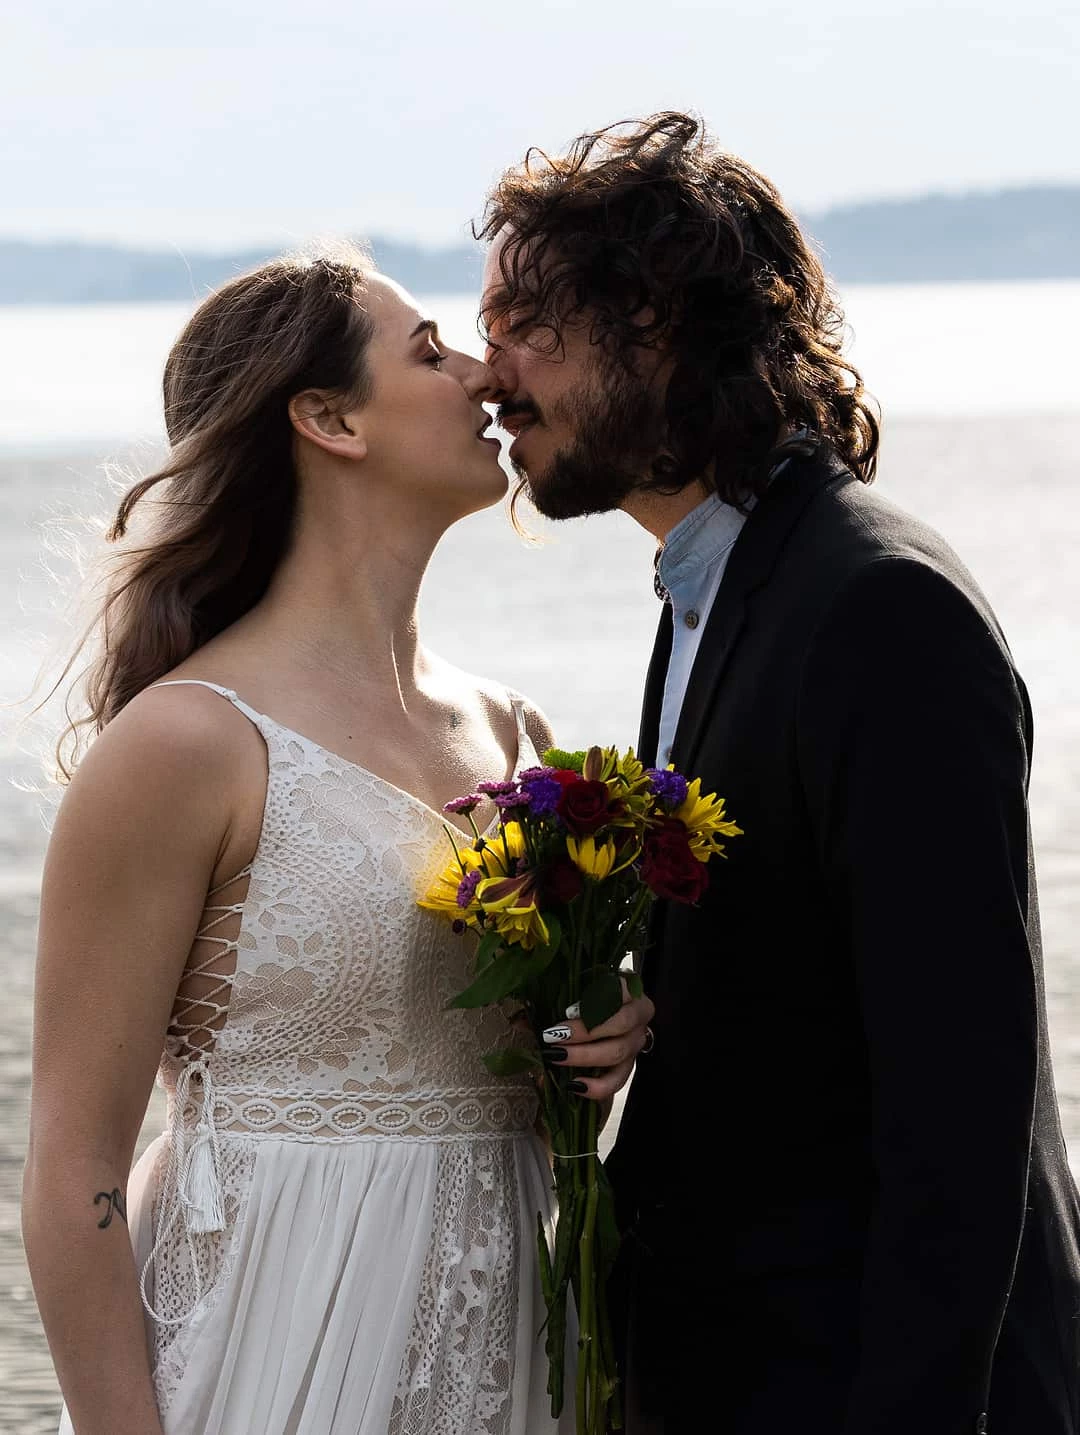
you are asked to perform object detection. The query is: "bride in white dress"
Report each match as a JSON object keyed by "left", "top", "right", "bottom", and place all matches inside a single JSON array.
[{"left": 21, "top": 244, "right": 654, "bottom": 1435}]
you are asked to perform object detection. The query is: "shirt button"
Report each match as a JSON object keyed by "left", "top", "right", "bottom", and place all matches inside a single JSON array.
[{"left": 684, "top": 609, "right": 700, "bottom": 629}]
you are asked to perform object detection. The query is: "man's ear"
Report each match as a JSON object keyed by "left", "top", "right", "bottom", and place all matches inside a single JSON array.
[{"left": 288, "top": 390, "right": 367, "bottom": 460}]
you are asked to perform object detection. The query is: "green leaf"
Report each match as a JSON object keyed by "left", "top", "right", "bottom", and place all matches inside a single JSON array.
[
  {"left": 539, "top": 910, "right": 563, "bottom": 958},
  {"left": 482, "top": 1046, "right": 542, "bottom": 1077},
  {"left": 623, "top": 969, "right": 644, "bottom": 1000},
  {"left": 444, "top": 945, "right": 540, "bottom": 1009},
  {"left": 579, "top": 970, "right": 625, "bottom": 1031},
  {"left": 536, "top": 1211, "right": 555, "bottom": 1307},
  {"left": 474, "top": 929, "right": 503, "bottom": 972},
  {"left": 519, "top": 912, "right": 563, "bottom": 983}
]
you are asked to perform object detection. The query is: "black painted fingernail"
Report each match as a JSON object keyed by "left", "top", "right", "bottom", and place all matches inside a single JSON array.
[
  {"left": 542, "top": 1047, "right": 569, "bottom": 1063},
  {"left": 569, "top": 1080, "right": 588, "bottom": 1095}
]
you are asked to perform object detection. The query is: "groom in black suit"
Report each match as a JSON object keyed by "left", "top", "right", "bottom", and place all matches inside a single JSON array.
[{"left": 479, "top": 113, "right": 1080, "bottom": 1433}]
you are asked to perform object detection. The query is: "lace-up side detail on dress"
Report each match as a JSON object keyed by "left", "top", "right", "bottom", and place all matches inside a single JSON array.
[
  {"left": 57, "top": 679, "right": 573, "bottom": 1435},
  {"left": 166, "top": 867, "right": 252, "bottom": 1061}
]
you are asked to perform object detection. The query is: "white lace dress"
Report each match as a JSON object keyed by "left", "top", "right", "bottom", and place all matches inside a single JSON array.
[{"left": 58, "top": 680, "right": 573, "bottom": 1435}]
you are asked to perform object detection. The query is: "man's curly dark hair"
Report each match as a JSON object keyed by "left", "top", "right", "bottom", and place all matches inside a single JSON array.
[{"left": 477, "top": 111, "right": 880, "bottom": 505}]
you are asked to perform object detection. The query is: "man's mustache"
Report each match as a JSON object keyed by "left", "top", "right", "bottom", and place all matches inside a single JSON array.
[{"left": 495, "top": 400, "right": 541, "bottom": 426}]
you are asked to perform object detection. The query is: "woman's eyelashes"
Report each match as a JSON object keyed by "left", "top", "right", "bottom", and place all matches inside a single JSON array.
[{"left": 425, "top": 348, "right": 449, "bottom": 370}]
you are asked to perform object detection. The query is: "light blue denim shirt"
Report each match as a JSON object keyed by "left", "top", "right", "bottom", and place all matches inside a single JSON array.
[{"left": 654, "top": 493, "right": 748, "bottom": 767}]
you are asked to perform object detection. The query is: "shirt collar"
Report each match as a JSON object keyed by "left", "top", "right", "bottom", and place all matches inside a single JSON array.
[{"left": 657, "top": 492, "right": 747, "bottom": 596}]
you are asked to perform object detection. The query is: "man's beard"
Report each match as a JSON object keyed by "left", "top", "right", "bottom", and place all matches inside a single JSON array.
[{"left": 514, "top": 365, "right": 663, "bottom": 521}]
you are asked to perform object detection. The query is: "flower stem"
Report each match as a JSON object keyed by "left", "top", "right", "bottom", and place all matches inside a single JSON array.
[
  {"left": 575, "top": 1099, "right": 601, "bottom": 1432},
  {"left": 610, "top": 885, "right": 653, "bottom": 968}
]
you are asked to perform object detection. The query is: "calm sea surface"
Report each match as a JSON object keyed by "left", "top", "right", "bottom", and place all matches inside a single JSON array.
[{"left": 1, "top": 283, "right": 1078, "bottom": 1429}]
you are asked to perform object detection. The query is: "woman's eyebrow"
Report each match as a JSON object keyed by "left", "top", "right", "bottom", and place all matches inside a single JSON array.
[{"left": 408, "top": 318, "right": 438, "bottom": 339}]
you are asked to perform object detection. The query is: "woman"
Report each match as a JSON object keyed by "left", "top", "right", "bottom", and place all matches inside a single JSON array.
[{"left": 21, "top": 244, "right": 653, "bottom": 1435}]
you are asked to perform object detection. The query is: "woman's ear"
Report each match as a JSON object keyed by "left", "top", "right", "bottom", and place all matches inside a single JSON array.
[{"left": 288, "top": 391, "right": 367, "bottom": 460}]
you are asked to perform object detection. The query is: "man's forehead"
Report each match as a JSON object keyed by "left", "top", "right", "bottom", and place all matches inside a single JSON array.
[{"left": 480, "top": 230, "right": 510, "bottom": 298}]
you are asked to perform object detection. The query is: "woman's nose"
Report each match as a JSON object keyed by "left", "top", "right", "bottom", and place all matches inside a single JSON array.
[{"left": 467, "top": 353, "right": 509, "bottom": 404}]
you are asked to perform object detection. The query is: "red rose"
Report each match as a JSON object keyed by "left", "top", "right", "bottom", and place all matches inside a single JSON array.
[
  {"left": 641, "top": 818, "right": 709, "bottom": 904},
  {"left": 541, "top": 855, "right": 585, "bottom": 905},
  {"left": 558, "top": 779, "right": 618, "bottom": 835},
  {"left": 550, "top": 769, "right": 582, "bottom": 791}
]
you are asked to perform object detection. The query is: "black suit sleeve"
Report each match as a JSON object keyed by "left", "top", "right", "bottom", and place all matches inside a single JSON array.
[{"left": 797, "top": 556, "right": 1038, "bottom": 1433}]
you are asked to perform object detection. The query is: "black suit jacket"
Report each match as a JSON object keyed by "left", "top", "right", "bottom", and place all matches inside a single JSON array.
[{"left": 605, "top": 447, "right": 1080, "bottom": 1434}]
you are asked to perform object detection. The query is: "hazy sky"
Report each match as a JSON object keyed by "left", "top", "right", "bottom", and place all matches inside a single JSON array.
[{"left": 3, "top": 0, "right": 1078, "bottom": 251}]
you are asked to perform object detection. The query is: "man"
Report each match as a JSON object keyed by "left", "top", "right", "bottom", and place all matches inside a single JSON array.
[{"left": 478, "top": 113, "right": 1080, "bottom": 1433}]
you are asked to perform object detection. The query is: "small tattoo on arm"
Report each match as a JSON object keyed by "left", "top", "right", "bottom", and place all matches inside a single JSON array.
[
  {"left": 94, "top": 1189, "right": 127, "bottom": 1228},
  {"left": 449, "top": 710, "right": 460, "bottom": 730}
]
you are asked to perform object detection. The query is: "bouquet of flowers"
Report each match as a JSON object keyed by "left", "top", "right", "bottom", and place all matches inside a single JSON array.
[{"left": 419, "top": 743, "right": 741, "bottom": 1435}]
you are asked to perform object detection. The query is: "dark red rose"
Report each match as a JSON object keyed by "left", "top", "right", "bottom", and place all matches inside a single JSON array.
[
  {"left": 541, "top": 855, "right": 585, "bottom": 905},
  {"left": 641, "top": 818, "right": 709, "bottom": 904},
  {"left": 558, "top": 779, "right": 617, "bottom": 835}
]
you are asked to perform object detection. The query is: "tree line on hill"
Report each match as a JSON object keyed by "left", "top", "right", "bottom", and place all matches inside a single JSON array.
[{"left": 1, "top": 186, "right": 1077, "bottom": 304}]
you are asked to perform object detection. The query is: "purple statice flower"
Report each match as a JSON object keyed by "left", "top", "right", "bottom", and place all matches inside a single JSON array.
[
  {"left": 476, "top": 779, "right": 518, "bottom": 797},
  {"left": 646, "top": 767, "right": 689, "bottom": 808},
  {"left": 494, "top": 788, "right": 533, "bottom": 812},
  {"left": 444, "top": 794, "right": 482, "bottom": 816},
  {"left": 456, "top": 870, "right": 482, "bottom": 908},
  {"left": 519, "top": 769, "right": 563, "bottom": 818}
]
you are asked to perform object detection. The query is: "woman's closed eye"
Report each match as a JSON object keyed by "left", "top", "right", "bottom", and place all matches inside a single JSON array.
[{"left": 425, "top": 347, "right": 450, "bottom": 370}]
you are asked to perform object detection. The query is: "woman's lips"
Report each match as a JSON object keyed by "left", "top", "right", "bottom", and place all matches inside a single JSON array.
[{"left": 476, "top": 417, "right": 503, "bottom": 449}]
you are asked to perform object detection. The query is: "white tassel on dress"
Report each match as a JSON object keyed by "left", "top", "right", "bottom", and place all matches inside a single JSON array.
[
  {"left": 139, "top": 1055, "right": 227, "bottom": 1325},
  {"left": 181, "top": 1115, "right": 226, "bottom": 1233}
]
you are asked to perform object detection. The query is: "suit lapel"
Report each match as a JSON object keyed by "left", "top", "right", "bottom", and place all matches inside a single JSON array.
[
  {"left": 671, "top": 448, "right": 852, "bottom": 774},
  {"left": 637, "top": 605, "right": 673, "bottom": 768}
]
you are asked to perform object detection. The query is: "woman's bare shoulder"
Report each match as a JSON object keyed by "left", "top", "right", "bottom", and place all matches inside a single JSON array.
[
  {"left": 424, "top": 652, "right": 555, "bottom": 760},
  {"left": 62, "top": 680, "right": 262, "bottom": 816}
]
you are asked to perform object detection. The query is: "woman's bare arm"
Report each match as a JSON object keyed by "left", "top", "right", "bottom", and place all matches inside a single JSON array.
[{"left": 21, "top": 693, "right": 252, "bottom": 1435}]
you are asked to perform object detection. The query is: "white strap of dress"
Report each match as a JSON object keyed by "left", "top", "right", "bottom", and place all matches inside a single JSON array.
[
  {"left": 147, "top": 678, "right": 264, "bottom": 727},
  {"left": 508, "top": 693, "right": 540, "bottom": 770}
]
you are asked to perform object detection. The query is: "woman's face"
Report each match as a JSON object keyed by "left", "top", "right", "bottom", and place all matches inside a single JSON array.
[{"left": 351, "top": 273, "right": 507, "bottom": 519}]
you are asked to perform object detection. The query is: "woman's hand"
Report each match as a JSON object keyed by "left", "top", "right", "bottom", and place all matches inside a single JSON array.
[{"left": 539, "top": 976, "right": 655, "bottom": 1102}]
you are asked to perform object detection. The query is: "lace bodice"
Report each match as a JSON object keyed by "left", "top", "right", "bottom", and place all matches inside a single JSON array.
[{"left": 153, "top": 680, "right": 540, "bottom": 1144}]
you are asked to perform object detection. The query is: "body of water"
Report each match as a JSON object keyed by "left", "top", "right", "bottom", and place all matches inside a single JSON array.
[{"left": 1, "top": 282, "right": 1078, "bottom": 1431}]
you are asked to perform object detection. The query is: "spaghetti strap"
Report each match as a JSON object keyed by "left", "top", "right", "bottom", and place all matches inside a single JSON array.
[
  {"left": 509, "top": 694, "right": 529, "bottom": 747},
  {"left": 507, "top": 690, "right": 541, "bottom": 770},
  {"left": 148, "top": 678, "right": 265, "bottom": 728}
]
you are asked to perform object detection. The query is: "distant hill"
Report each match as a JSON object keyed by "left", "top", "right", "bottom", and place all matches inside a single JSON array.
[
  {"left": 0, "top": 187, "right": 1077, "bottom": 303},
  {"left": 805, "top": 186, "right": 1080, "bottom": 283},
  {"left": 0, "top": 235, "right": 482, "bottom": 305}
]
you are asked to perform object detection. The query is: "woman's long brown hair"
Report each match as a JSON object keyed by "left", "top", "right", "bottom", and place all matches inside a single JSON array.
[{"left": 53, "top": 243, "right": 375, "bottom": 779}]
